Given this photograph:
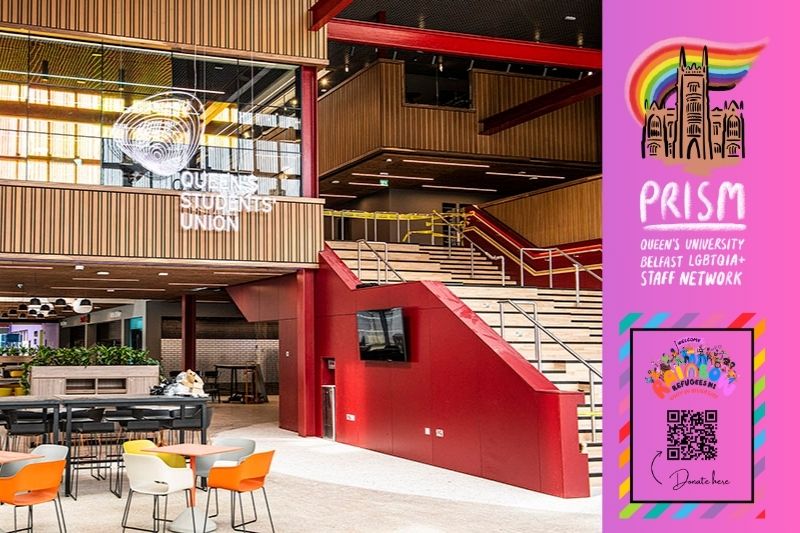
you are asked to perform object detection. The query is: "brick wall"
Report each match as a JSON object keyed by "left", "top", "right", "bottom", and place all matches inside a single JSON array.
[{"left": 160, "top": 339, "right": 280, "bottom": 390}]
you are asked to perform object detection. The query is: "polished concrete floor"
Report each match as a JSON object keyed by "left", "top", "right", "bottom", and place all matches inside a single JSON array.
[{"left": 9, "top": 399, "right": 602, "bottom": 532}]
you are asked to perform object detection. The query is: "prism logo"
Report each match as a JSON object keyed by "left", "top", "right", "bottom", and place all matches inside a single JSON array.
[{"left": 112, "top": 91, "right": 205, "bottom": 177}]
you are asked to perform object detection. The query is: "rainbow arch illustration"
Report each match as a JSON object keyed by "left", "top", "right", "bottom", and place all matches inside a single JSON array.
[{"left": 626, "top": 38, "right": 767, "bottom": 125}]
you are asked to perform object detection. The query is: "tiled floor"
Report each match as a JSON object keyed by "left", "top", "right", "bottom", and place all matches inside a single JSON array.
[{"left": 8, "top": 398, "right": 601, "bottom": 532}]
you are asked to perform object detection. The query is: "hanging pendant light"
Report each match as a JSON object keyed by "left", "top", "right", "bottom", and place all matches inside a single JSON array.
[
  {"left": 29, "top": 297, "right": 41, "bottom": 306},
  {"left": 40, "top": 304, "right": 51, "bottom": 312},
  {"left": 54, "top": 298, "right": 67, "bottom": 306},
  {"left": 18, "top": 304, "right": 28, "bottom": 311},
  {"left": 8, "top": 309, "right": 17, "bottom": 315}
]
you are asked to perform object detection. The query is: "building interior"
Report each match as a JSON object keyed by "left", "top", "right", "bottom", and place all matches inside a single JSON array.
[{"left": 0, "top": 1, "right": 602, "bottom": 532}]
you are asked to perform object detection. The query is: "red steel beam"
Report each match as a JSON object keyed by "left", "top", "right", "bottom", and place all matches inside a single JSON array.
[
  {"left": 309, "top": 0, "right": 353, "bottom": 31},
  {"left": 480, "top": 72, "right": 602, "bottom": 135},
  {"left": 327, "top": 19, "right": 601, "bottom": 70}
]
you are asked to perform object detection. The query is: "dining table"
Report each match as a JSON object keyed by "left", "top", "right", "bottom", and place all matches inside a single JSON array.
[
  {"left": 0, "top": 451, "right": 45, "bottom": 533},
  {"left": 143, "top": 443, "right": 242, "bottom": 533}
]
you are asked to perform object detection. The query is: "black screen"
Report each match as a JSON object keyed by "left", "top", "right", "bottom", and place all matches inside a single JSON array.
[{"left": 357, "top": 308, "right": 408, "bottom": 362}]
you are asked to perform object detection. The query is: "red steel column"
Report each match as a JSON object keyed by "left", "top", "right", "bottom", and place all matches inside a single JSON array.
[
  {"left": 181, "top": 294, "right": 197, "bottom": 371},
  {"left": 300, "top": 65, "right": 318, "bottom": 198},
  {"left": 296, "top": 269, "right": 318, "bottom": 436},
  {"left": 297, "top": 65, "right": 319, "bottom": 436}
]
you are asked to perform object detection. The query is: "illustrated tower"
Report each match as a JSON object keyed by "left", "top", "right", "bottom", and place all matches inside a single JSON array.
[{"left": 676, "top": 46, "right": 711, "bottom": 159}]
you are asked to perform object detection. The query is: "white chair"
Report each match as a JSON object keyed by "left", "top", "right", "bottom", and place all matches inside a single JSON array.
[
  {"left": 0, "top": 443, "right": 69, "bottom": 478},
  {"left": 121, "top": 453, "right": 196, "bottom": 533}
]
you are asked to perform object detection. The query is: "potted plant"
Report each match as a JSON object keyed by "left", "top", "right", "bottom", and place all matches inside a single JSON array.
[{"left": 19, "top": 345, "right": 161, "bottom": 395}]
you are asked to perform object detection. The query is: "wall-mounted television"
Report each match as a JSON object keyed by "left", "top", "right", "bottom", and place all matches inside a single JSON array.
[{"left": 357, "top": 307, "right": 408, "bottom": 362}]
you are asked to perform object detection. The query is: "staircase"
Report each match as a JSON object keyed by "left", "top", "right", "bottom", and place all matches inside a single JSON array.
[
  {"left": 327, "top": 241, "right": 513, "bottom": 285},
  {"left": 326, "top": 240, "right": 603, "bottom": 484}
]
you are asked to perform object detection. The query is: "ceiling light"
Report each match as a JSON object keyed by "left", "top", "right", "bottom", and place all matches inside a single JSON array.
[
  {"left": 54, "top": 298, "right": 67, "bottom": 306},
  {"left": 79, "top": 299, "right": 91, "bottom": 306},
  {"left": 96, "top": 271, "right": 110, "bottom": 275},
  {"left": 18, "top": 304, "right": 27, "bottom": 311},
  {"left": 8, "top": 309, "right": 17, "bottom": 315},
  {"left": 73, "top": 277, "right": 139, "bottom": 282},
  {"left": 75, "top": 265, "right": 84, "bottom": 270},
  {"left": 402, "top": 159, "right": 490, "bottom": 168},
  {"left": 386, "top": 158, "right": 393, "bottom": 162},
  {"left": 212, "top": 271, "right": 269, "bottom": 276},
  {"left": 587, "top": 71, "right": 593, "bottom": 76},
  {"left": 331, "top": 180, "right": 340, "bottom": 184},
  {"left": 40, "top": 304, "right": 51, "bottom": 311},
  {"left": 352, "top": 172, "right": 433, "bottom": 181},
  {"left": 158, "top": 272, "right": 169, "bottom": 276},
  {"left": 421, "top": 185, "right": 498, "bottom": 193},
  {"left": 486, "top": 171, "right": 533, "bottom": 178},
  {"left": 29, "top": 297, "right": 41, "bottom": 305},
  {"left": 167, "top": 283, "right": 228, "bottom": 287},
  {"left": 51, "top": 286, "right": 166, "bottom": 292},
  {"left": 107, "top": 289, "right": 115, "bottom": 293},
  {"left": 349, "top": 181, "right": 388, "bottom": 187},
  {"left": 320, "top": 194, "right": 357, "bottom": 199},
  {"left": 565, "top": 15, "right": 577, "bottom": 21}
]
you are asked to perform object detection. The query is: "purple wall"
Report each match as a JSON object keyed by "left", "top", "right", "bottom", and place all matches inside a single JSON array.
[{"left": 8, "top": 323, "right": 60, "bottom": 347}]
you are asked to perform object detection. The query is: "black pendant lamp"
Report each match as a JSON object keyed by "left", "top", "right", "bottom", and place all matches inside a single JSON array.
[
  {"left": 29, "top": 297, "right": 41, "bottom": 306},
  {"left": 79, "top": 298, "right": 91, "bottom": 307},
  {"left": 40, "top": 304, "right": 51, "bottom": 312},
  {"left": 18, "top": 303, "right": 27, "bottom": 311},
  {"left": 54, "top": 298, "right": 67, "bottom": 306}
]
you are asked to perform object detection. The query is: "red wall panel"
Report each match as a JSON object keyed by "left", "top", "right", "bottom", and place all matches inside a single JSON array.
[
  {"left": 313, "top": 247, "right": 590, "bottom": 498},
  {"left": 278, "top": 318, "right": 299, "bottom": 432},
  {"left": 228, "top": 246, "right": 590, "bottom": 497}
]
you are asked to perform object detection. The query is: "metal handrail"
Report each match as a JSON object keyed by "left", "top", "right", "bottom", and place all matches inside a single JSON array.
[
  {"left": 431, "top": 211, "right": 506, "bottom": 286},
  {"left": 356, "top": 240, "right": 405, "bottom": 284},
  {"left": 498, "top": 298, "right": 602, "bottom": 441},
  {"left": 519, "top": 246, "right": 602, "bottom": 305}
]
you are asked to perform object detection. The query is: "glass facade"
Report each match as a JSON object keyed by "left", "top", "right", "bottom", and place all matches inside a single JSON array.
[{"left": 0, "top": 32, "right": 302, "bottom": 195}]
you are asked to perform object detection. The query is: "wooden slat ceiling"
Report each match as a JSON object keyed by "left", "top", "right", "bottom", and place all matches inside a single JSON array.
[
  {"left": 0, "top": 260, "right": 289, "bottom": 320},
  {"left": 319, "top": 151, "right": 599, "bottom": 207}
]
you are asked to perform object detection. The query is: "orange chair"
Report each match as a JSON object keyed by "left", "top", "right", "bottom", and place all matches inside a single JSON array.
[
  {"left": 203, "top": 451, "right": 275, "bottom": 533},
  {"left": 0, "top": 459, "right": 67, "bottom": 533}
]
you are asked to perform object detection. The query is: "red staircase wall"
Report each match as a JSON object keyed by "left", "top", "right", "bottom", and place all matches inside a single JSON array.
[
  {"left": 228, "top": 247, "right": 590, "bottom": 497},
  {"left": 466, "top": 205, "right": 602, "bottom": 290}
]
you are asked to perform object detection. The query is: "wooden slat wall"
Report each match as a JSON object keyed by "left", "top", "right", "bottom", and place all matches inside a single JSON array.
[
  {"left": 482, "top": 177, "right": 601, "bottom": 247},
  {"left": 0, "top": 0, "right": 326, "bottom": 64},
  {"left": 318, "top": 64, "right": 383, "bottom": 173},
  {"left": 380, "top": 61, "right": 598, "bottom": 162},
  {"left": 0, "top": 183, "right": 324, "bottom": 265}
]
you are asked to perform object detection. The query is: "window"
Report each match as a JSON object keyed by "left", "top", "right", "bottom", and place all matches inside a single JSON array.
[
  {"left": 0, "top": 31, "right": 302, "bottom": 195},
  {"left": 688, "top": 124, "right": 701, "bottom": 136},
  {"left": 649, "top": 143, "right": 659, "bottom": 155},
  {"left": 404, "top": 61, "right": 471, "bottom": 108},
  {"left": 727, "top": 116, "right": 740, "bottom": 137}
]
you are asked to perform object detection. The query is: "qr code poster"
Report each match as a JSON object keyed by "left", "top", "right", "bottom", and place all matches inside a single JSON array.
[{"left": 630, "top": 328, "right": 754, "bottom": 503}]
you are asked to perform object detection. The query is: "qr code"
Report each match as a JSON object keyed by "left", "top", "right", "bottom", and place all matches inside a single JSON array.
[{"left": 666, "top": 410, "right": 718, "bottom": 460}]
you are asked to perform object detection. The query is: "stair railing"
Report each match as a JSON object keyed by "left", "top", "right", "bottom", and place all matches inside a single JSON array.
[
  {"left": 356, "top": 240, "right": 406, "bottom": 285},
  {"left": 519, "top": 247, "right": 603, "bottom": 305},
  {"left": 498, "top": 298, "right": 602, "bottom": 442},
  {"left": 431, "top": 211, "right": 506, "bottom": 286}
]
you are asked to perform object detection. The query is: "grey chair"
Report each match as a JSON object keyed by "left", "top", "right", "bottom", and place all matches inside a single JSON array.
[
  {"left": 0, "top": 443, "right": 69, "bottom": 477},
  {"left": 195, "top": 437, "right": 255, "bottom": 519},
  {"left": 195, "top": 437, "right": 255, "bottom": 478}
]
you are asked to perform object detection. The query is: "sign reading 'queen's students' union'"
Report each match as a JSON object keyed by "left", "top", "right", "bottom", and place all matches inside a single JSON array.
[{"left": 111, "top": 90, "right": 276, "bottom": 232}]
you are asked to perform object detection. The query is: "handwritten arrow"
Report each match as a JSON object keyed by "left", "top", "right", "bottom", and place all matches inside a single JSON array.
[{"left": 651, "top": 450, "right": 663, "bottom": 484}]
